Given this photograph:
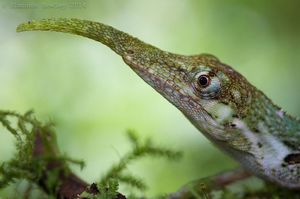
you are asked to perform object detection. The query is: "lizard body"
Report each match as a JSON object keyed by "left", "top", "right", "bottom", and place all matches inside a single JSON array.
[{"left": 16, "top": 18, "right": 300, "bottom": 189}]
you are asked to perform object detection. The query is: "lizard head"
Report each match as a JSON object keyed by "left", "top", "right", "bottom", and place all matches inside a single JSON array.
[
  {"left": 17, "top": 18, "right": 253, "bottom": 145},
  {"left": 119, "top": 42, "right": 253, "bottom": 144}
]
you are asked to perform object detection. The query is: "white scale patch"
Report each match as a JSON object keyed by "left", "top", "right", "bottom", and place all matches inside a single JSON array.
[
  {"left": 261, "top": 134, "right": 290, "bottom": 167},
  {"left": 257, "top": 122, "right": 290, "bottom": 168},
  {"left": 232, "top": 119, "right": 259, "bottom": 154},
  {"left": 232, "top": 120, "right": 290, "bottom": 167},
  {"left": 202, "top": 101, "right": 233, "bottom": 123},
  {"left": 276, "top": 109, "right": 284, "bottom": 118},
  {"left": 231, "top": 90, "right": 241, "bottom": 102},
  {"left": 215, "top": 105, "right": 233, "bottom": 123}
]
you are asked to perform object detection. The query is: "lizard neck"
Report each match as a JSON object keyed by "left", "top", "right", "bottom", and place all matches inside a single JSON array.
[{"left": 246, "top": 90, "right": 300, "bottom": 150}]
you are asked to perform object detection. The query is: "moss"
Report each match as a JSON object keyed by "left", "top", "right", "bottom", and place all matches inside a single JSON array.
[
  {"left": 0, "top": 111, "right": 84, "bottom": 197},
  {"left": 0, "top": 111, "right": 182, "bottom": 198}
]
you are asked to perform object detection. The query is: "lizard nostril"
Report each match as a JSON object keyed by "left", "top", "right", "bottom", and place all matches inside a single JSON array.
[{"left": 127, "top": 49, "right": 134, "bottom": 55}]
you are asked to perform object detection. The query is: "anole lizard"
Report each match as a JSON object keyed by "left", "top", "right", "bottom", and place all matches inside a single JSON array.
[{"left": 16, "top": 18, "right": 300, "bottom": 189}]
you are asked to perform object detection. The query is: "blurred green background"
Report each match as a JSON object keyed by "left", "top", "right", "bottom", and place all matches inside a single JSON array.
[{"left": 0, "top": 0, "right": 300, "bottom": 197}]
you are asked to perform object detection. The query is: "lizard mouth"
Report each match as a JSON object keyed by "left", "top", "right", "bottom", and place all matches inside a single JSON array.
[
  {"left": 122, "top": 53, "right": 192, "bottom": 103},
  {"left": 122, "top": 53, "right": 210, "bottom": 124},
  {"left": 122, "top": 54, "right": 175, "bottom": 94}
]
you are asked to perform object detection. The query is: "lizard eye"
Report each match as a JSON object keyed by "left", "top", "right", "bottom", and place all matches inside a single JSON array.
[
  {"left": 198, "top": 75, "right": 211, "bottom": 88},
  {"left": 194, "top": 72, "right": 221, "bottom": 99}
]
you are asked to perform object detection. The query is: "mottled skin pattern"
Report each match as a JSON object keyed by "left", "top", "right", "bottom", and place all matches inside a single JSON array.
[{"left": 17, "top": 18, "right": 300, "bottom": 189}]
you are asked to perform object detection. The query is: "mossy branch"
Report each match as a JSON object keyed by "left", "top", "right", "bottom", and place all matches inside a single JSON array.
[
  {"left": 168, "top": 168, "right": 300, "bottom": 199},
  {"left": 0, "top": 110, "right": 122, "bottom": 198},
  {"left": 0, "top": 110, "right": 182, "bottom": 199}
]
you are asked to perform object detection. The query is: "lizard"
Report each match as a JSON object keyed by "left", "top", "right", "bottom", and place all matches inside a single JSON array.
[{"left": 16, "top": 18, "right": 300, "bottom": 189}]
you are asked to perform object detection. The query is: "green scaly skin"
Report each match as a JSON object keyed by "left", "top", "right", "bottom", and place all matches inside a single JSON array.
[{"left": 16, "top": 18, "right": 300, "bottom": 189}]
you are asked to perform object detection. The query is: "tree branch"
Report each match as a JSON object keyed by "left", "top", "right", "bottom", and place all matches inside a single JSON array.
[{"left": 33, "top": 128, "right": 126, "bottom": 199}]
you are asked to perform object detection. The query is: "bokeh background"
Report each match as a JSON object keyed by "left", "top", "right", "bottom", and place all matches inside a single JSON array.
[{"left": 0, "top": 0, "right": 300, "bottom": 197}]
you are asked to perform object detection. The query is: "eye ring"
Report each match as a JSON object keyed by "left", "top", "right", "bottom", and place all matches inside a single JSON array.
[{"left": 197, "top": 75, "right": 211, "bottom": 88}]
